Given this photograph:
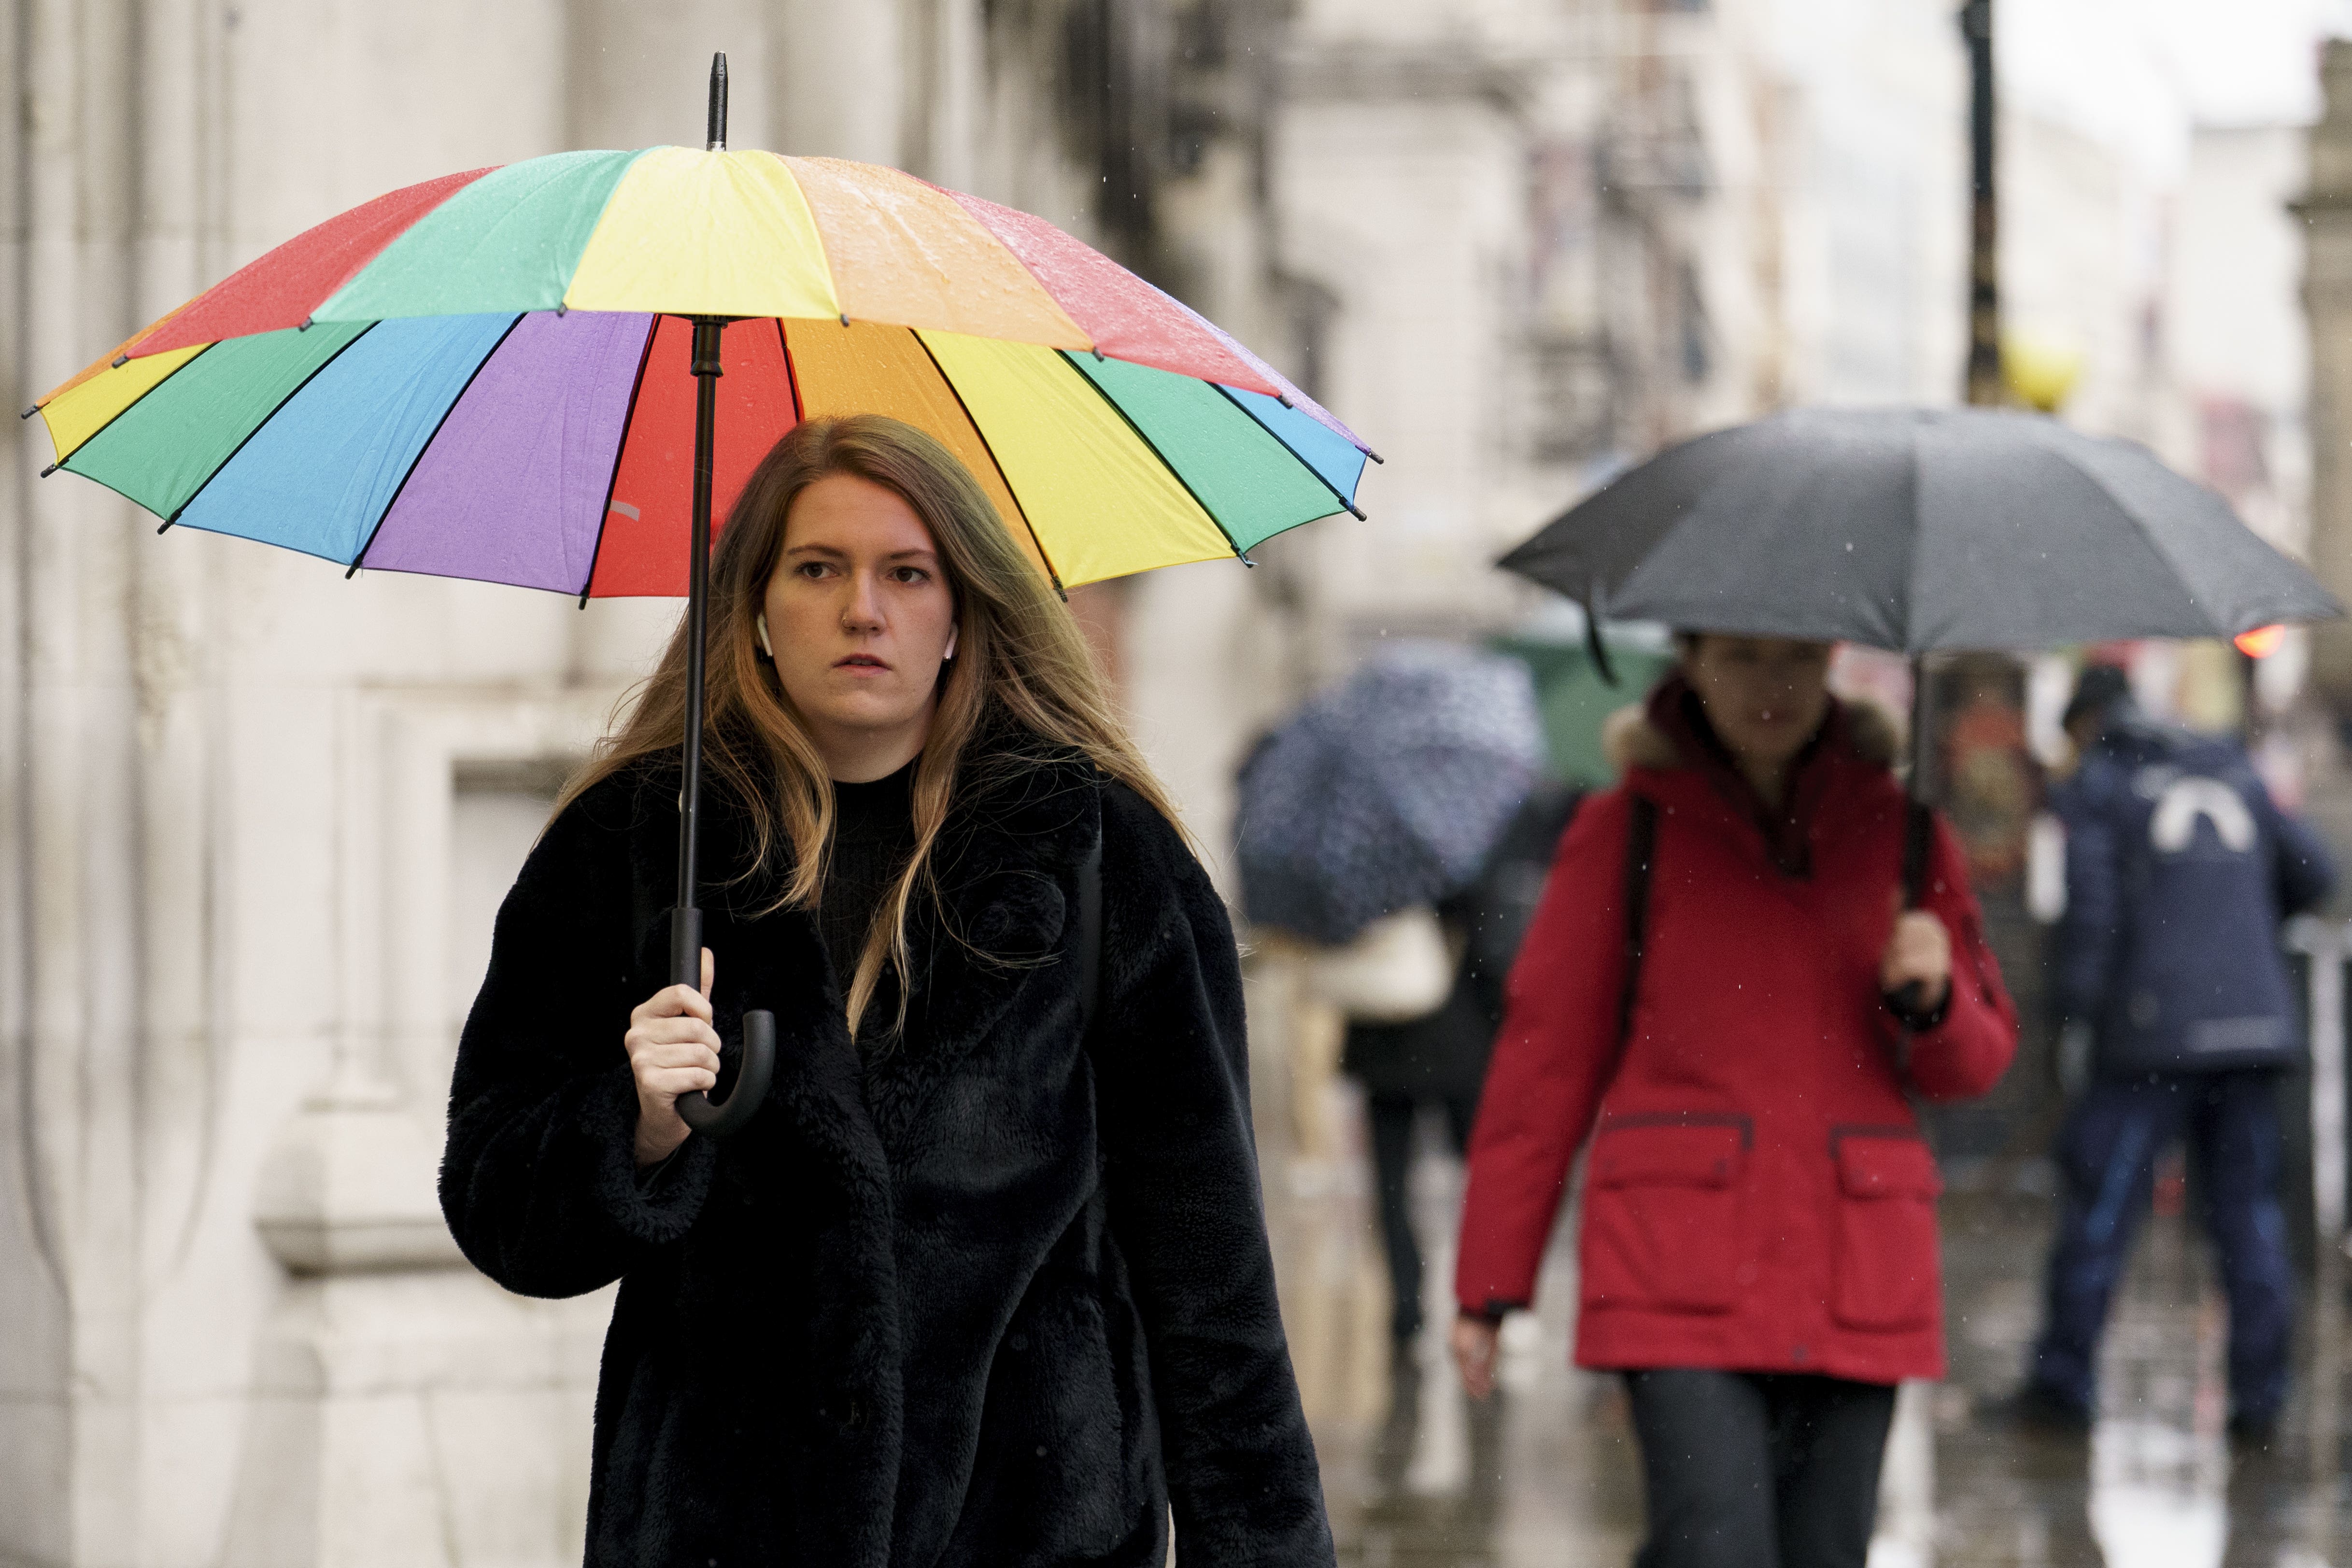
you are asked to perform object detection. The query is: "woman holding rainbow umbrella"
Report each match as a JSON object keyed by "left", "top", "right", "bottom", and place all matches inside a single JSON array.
[{"left": 33, "top": 59, "right": 1358, "bottom": 1567}]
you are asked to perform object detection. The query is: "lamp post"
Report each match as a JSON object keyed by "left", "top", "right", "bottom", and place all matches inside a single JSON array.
[{"left": 1961, "top": 0, "right": 2001, "bottom": 408}]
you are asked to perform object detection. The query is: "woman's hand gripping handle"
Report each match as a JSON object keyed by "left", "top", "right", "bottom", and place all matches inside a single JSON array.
[
  {"left": 1884, "top": 798, "right": 1952, "bottom": 1020},
  {"left": 624, "top": 946, "right": 774, "bottom": 1166}
]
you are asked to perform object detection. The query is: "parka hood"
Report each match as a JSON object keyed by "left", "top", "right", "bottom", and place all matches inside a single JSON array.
[{"left": 1601, "top": 689, "right": 1904, "bottom": 775}]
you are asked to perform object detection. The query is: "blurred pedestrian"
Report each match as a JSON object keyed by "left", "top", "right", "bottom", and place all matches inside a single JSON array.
[
  {"left": 2009, "top": 663, "right": 2335, "bottom": 1444},
  {"left": 1343, "top": 784, "right": 1581, "bottom": 1355},
  {"left": 1450, "top": 636, "right": 2018, "bottom": 1568},
  {"left": 439, "top": 417, "right": 1333, "bottom": 1566}
]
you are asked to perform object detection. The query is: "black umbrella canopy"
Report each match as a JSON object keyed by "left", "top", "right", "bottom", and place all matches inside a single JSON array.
[{"left": 1500, "top": 407, "right": 2341, "bottom": 652}]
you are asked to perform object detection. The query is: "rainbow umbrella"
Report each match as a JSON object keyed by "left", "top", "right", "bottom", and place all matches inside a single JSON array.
[
  {"left": 31, "top": 58, "right": 1374, "bottom": 1133},
  {"left": 29, "top": 114, "right": 1369, "bottom": 595}
]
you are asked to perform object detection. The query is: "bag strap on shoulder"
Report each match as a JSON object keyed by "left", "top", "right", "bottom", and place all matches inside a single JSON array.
[{"left": 1616, "top": 794, "right": 1658, "bottom": 1044}]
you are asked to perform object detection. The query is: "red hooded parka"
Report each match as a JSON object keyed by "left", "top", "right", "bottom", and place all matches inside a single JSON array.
[{"left": 1454, "top": 681, "right": 2017, "bottom": 1384}]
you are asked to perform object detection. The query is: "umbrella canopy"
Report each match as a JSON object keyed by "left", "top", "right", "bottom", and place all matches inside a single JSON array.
[
  {"left": 1238, "top": 645, "right": 1544, "bottom": 946},
  {"left": 32, "top": 150, "right": 1371, "bottom": 596},
  {"left": 1499, "top": 406, "right": 2338, "bottom": 651}
]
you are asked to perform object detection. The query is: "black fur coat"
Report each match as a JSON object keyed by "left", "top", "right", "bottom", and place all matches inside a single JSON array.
[{"left": 439, "top": 736, "right": 1333, "bottom": 1568}]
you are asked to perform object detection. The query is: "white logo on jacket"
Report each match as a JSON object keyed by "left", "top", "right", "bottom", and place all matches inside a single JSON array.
[{"left": 2147, "top": 775, "right": 2255, "bottom": 855}]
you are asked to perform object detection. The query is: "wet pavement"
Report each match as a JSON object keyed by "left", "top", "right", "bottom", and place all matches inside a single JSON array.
[{"left": 1263, "top": 1097, "right": 2352, "bottom": 1567}]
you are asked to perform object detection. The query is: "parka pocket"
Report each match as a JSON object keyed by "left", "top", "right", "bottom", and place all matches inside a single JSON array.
[
  {"left": 1829, "top": 1130, "right": 1943, "bottom": 1331},
  {"left": 1580, "top": 1116, "right": 1749, "bottom": 1314}
]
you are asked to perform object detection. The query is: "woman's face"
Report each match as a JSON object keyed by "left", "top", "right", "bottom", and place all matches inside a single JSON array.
[
  {"left": 762, "top": 472, "right": 960, "bottom": 774},
  {"left": 1682, "top": 635, "right": 1834, "bottom": 772}
]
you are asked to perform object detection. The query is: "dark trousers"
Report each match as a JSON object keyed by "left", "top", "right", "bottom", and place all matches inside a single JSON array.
[
  {"left": 2031, "top": 1068, "right": 2294, "bottom": 1423},
  {"left": 1623, "top": 1370, "right": 1895, "bottom": 1568},
  {"left": 1364, "top": 1091, "right": 1475, "bottom": 1342}
]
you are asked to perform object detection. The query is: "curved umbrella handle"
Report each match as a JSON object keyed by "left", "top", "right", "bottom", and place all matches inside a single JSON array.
[{"left": 677, "top": 1009, "right": 774, "bottom": 1137}]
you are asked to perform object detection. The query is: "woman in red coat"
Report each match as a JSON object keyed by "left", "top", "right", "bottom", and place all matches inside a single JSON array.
[{"left": 1450, "top": 635, "right": 2016, "bottom": 1568}]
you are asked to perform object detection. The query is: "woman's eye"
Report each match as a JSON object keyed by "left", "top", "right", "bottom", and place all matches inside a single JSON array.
[
  {"left": 891, "top": 566, "right": 930, "bottom": 585},
  {"left": 795, "top": 561, "right": 829, "bottom": 579}
]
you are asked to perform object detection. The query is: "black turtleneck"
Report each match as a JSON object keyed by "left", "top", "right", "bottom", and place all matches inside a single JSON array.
[{"left": 821, "top": 760, "right": 918, "bottom": 985}]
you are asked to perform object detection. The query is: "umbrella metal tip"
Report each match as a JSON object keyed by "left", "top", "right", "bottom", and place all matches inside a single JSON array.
[
  {"left": 708, "top": 52, "right": 729, "bottom": 151},
  {"left": 19, "top": 405, "right": 36, "bottom": 419},
  {"left": 839, "top": 312, "right": 850, "bottom": 327},
  {"left": 39, "top": 463, "right": 57, "bottom": 478},
  {"left": 111, "top": 354, "right": 128, "bottom": 368}
]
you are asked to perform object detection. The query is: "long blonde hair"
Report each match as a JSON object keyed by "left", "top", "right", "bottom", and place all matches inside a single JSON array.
[{"left": 559, "top": 414, "right": 1181, "bottom": 1037}]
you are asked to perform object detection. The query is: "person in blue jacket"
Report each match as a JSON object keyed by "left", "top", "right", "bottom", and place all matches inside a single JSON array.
[{"left": 2013, "top": 664, "right": 2336, "bottom": 1443}]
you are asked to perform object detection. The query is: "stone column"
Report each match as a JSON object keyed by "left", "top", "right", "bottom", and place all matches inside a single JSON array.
[{"left": 7, "top": 0, "right": 147, "bottom": 1559}]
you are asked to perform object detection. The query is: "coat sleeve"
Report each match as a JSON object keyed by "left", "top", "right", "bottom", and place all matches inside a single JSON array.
[
  {"left": 1090, "top": 787, "right": 1334, "bottom": 1567},
  {"left": 1900, "top": 809, "right": 2020, "bottom": 1101},
  {"left": 1453, "top": 787, "right": 1636, "bottom": 1317},
  {"left": 2260, "top": 789, "right": 2338, "bottom": 918},
  {"left": 439, "top": 780, "right": 719, "bottom": 1299}
]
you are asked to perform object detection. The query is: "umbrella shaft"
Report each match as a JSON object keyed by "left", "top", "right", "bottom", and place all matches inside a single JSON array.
[{"left": 673, "top": 317, "right": 725, "bottom": 983}]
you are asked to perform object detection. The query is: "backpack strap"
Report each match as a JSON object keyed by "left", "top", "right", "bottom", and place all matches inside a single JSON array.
[
  {"left": 1616, "top": 794, "right": 1658, "bottom": 1044},
  {"left": 1077, "top": 816, "right": 1104, "bottom": 1041}
]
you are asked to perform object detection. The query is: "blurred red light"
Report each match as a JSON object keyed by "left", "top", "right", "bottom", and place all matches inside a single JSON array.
[{"left": 2234, "top": 625, "right": 2285, "bottom": 659}]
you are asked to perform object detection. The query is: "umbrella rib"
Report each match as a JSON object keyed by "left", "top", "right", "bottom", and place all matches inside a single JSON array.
[
  {"left": 575, "top": 313, "right": 663, "bottom": 606},
  {"left": 160, "top": 322, "right": 380, "bottom": 531},
  {"left": 773, "top": 317, "right": 804, "bottom": 423},
  {"left": 1208, "top": 380, "right": 1366, "bottom": 522},
  {"left": 1057, "top": 350, "right": 1249, "bottom": 565},
  {"left": 53, "top": 342, "right": 218, "bottom": 474},
  {"left": 908, "top": 328, "right": 1063, "bottom": 595},
  {"left": 344, "top": 312, "right": 527, "bottom": 579}
]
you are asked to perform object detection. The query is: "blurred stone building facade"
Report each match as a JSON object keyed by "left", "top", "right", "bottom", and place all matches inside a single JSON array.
[{"left": 0, "top": 0, "right": 2258, "bottom": 1563}]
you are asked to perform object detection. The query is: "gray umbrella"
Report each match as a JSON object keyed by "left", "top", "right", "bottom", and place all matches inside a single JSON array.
[
  {"left": 1500, "top": 406, "right": 2339, "bottom": 653},
  {"left": 1238, "top": 644, "right": 1544, "bottom": 946}
]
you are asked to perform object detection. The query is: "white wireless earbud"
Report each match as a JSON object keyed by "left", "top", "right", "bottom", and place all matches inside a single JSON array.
[
  {"left": 755, "top": 612, "right": 773, "bottom": 657},
  {"left": 943, "top": 625, "right": 958, "bottom": 662}
]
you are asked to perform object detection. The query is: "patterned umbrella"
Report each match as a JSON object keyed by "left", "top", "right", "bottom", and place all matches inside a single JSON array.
[
  {"left": 1237, "top": 645, "right": 1544, "bottom": 946},
  {"left": 31, "top": 58, "right": 1374, "bottom": 1133}
]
